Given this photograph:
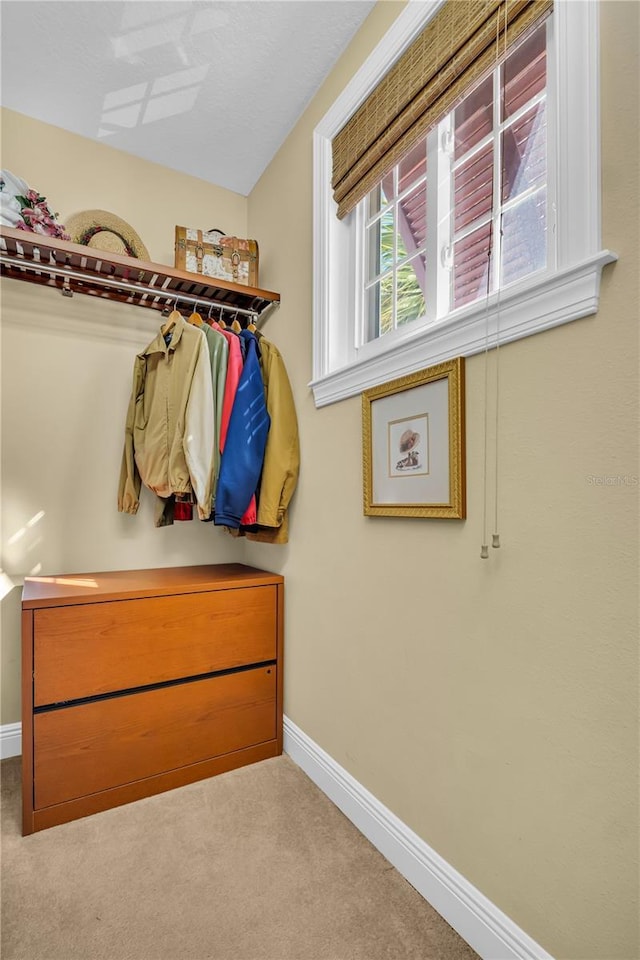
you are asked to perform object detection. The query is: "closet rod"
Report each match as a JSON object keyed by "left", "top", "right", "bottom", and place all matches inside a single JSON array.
[{"left": 0, "top": 253, "right": 274, "bottom": 319}]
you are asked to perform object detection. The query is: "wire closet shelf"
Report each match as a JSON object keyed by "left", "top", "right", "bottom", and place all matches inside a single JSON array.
[{"left": 0, "top": 227, "right": 280, "bottom": 324}]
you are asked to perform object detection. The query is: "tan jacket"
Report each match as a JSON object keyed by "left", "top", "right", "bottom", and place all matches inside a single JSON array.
[{"left": 118, "top": 316, "right": 215, "bottom": 522}]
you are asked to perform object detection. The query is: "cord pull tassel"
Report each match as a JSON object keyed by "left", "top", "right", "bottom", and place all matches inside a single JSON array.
[
  {"left": 481, "top": 544, "right": 489, "bottom": 559},
  {"left": 492, "top": 534, "right": 501, "bottom": 549}
]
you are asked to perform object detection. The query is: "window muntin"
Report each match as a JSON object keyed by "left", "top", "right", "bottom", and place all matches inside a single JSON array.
[{"left": 361, "top": 21, "right": 549, "bottom": 340}]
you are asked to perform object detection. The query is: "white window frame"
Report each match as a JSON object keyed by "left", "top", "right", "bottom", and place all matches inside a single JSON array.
[{"left": 310, "top": 0, "right": 616, "bottom": 408}]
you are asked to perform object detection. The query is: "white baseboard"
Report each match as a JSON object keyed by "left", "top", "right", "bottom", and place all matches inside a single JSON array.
[
  {"left": 0, "top": 722, "right": 22, "bottom": 760},
  {"left": 283, "top": 716, "right": 554, "bottom": 960}
]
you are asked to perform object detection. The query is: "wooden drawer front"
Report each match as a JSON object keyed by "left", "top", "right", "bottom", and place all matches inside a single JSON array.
[
  {"left": 34, "top": 586, "right": 276, "bottom": 706},
  {"left": 34, "top": 666, "right": 276, "bottom": 809}
]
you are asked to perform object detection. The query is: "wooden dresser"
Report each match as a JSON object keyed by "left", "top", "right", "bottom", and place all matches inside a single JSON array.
[{"left": 21, "top": 563, "right": 284, "bottom": 834}]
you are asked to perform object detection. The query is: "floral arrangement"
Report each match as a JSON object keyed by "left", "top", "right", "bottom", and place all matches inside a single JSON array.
[
  {"left": 14, "top": 188, "right": 70, "bottom": 240},
  {"left": 0, "top": 171, "right": 70, "bottom": 240}
]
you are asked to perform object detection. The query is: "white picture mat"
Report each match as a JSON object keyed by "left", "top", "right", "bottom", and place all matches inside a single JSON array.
[{"left": 371, "top": 377, "right": 450, "bottom": 505}]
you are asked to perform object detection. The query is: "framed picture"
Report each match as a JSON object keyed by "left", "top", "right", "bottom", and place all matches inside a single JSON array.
[{"left": 362, "top": 358, "right": 466, "bottom": 519}]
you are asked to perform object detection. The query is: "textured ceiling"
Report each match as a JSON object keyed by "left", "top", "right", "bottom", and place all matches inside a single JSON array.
[{"left": 0, "top": 1, "right": 376, "bottom": 195}]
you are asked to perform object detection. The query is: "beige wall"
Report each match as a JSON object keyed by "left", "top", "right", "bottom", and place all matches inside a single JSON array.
[
  {"left": 246, "top": 3, "right": 639, "bottom": 959},
  {"left": 1, "top": 4, "right": 638, "bottom": 957},
  {"left": 0, "top": 108, "right": 249, "bottom": 722}
]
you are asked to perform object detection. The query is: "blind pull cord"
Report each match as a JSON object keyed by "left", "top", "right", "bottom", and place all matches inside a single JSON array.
[
  {"left": 492, "top": 1, "right": 509, "bottom": 553},
  {"left": 481, "top": 1, "right": 508, "bottom": 559}
]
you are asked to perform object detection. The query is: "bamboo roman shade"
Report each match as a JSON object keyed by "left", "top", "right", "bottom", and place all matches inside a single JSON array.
[{"left": 332, "top": 0, "right": 553, "bottom": 220}]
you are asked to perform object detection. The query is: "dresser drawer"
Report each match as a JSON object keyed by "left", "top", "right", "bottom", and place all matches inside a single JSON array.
[
  {"left": 34, "top": 586, "right": 277, "bottom": 706},
  {"left": 34, "top": 665, "right": 276, "bottom": 809}
]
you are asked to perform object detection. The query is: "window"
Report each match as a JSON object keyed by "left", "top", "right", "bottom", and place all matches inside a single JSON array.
[
  {"left": 363, "top": 23, "right": 548, "bottom": 346},
  {"left": 311, "top": 0, "right": 615, "bottom": 408}
]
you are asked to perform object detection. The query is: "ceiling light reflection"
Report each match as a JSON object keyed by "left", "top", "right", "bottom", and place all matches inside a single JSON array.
[
  {"left": 151, "top": 65, "right": 208, "bottom": 96},
  {"left": 190, "top": 7, "right": 231, "bottom": 35},
  {"left": 143, "top": 88, "right": 200, "bottom": 125},
  {"left": 112, "top": 17, "right": 188, "bottom": 61},
  {"left": 101, "top": 103, "right": 143, "bottom": 129},
  {"left": 120, "top": 2, "right": 190, "bottom": 32},
  {"left": 103, "top": 83, "right": 149, "bottom": 111},
  {"left": 99, "top": 65, "right": 208, "bottom": 137}
]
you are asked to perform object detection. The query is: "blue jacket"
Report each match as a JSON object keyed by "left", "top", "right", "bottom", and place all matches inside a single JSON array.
[{"left": 214, "top": 331, "right": 270, "bottom": 527}]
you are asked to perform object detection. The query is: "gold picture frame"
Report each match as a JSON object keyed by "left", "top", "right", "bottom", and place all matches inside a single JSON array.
[{"left": 362, "top": 358, "right": 466, "bottom": 519}]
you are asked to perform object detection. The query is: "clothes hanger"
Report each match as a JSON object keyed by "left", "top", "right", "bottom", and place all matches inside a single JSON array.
[
  {"left": 231, "top": 310, "right": 242, "bottom": 334},
  {"left": 161, "top": 299, "right": 183, "bottom": 336},
  {"left": 246, "top": 313, "right": 257, "bottom": 334},
  {"left": 187, "top": 302, "right": 204, "bottom": 327},
  {"left": 217, "top": 306, "right": 227, "bottom": 329}
]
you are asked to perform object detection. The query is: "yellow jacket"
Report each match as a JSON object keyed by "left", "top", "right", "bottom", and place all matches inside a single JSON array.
[{"left": 118, "top": 316, "right": 215, "bottom": 523}]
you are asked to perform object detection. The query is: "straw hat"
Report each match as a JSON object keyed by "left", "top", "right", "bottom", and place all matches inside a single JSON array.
[
  {"left": 64, "top": 209, "right": 150, "bottom": 260},
  {"left": 399, "top": 429, "right": 420, "bottom": 452}
]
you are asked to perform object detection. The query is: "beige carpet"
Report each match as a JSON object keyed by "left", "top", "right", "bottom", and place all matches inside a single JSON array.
[{"left": 1, "top": 755, "right": 479, "bottom": 960}]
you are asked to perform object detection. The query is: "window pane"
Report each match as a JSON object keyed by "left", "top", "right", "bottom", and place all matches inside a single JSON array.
[
  {"left": 501, "top": 188, "right": 546, "bottom": 286},
  {"left": 455, "top": 74, "right": 493, "bottom": 160},
  {"left": 365, "top": 281, "right": 380, "bottom": 342},
  {"left": 367, "top": 209, "right": 394, "bottom": 281},
  {"left": 502, "top": 101, "right": 546, "bottom": 204},
  {"left": 366, "top": 220, "right": 381, "bottom": 282},
  {"left": 397, "top": 257, "right": 427, "bottom": 326},
  {"left": 379, "top": 274, "right": 394, "bottom": 335},
  {"left": 399, "top": 138, "right": 427, "bottom": 194},
  {"left": 398, "top": 182, "right": 427, "bottom": 255},
  {"left": 368, "top": 172, "right": 393, "bottom": 217},
  {"left": 369, "top": 186, "right": 385, "bottom": 217},
  {"left": 365, "top": 275, "right": 394, "bottom": 341},
  {"left": 454, "top": 142, "right": 493, "bottom": 234},
  {"left": 453, "top": 222, "right": 492, "bottom": 310},
  {"left": 382, "top": 171, "right": 395, "bottom": 202},
  {"left": 502, "top": 24, "right": 547, "bottom": 121},
  {"left": 397, "top": 227, "right": 408, "bottom": 263}
]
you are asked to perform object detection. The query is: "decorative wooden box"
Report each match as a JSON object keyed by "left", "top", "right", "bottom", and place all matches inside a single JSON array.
[
  {"left": 21, "top": 563, "right": 283, "bottom": 834},
  {"left": 174, "top": 227, "right": 259, "bottom": 286}
]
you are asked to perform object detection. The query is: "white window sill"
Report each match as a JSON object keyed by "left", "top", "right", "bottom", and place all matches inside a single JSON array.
[{"left": 309, "top": 249, "right": 617, "bottom": 407}]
